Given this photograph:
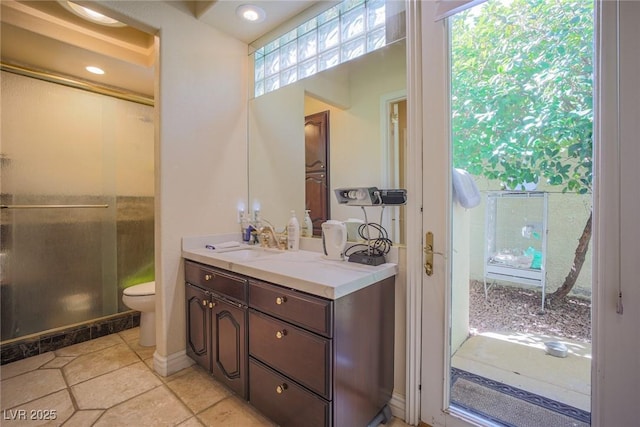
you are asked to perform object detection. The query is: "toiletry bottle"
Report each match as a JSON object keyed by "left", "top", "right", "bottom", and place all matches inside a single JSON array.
[
  {"left": 287, "top": 210, "right": 300, "bottom": 251},
  {"left": 302, "top": 210, "right": 313, "bottom": 237},
  {"left": 251, "top": 211, "right": 261, "bottom": 245},
  {"left": 253, "top": 210, "right": 262, "bottom": 230},
  {"left": 240, "top": 213, "right": 251, "bottom": 242}
]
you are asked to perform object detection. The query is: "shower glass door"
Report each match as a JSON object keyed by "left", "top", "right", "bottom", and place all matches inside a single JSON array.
[{"left": 1, "top": 70, "right": 153, "bottom": 341}]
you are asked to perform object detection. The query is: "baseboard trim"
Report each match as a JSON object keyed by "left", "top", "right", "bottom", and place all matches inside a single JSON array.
[
  {"left": 389, "top": 391, "right": 406, "bottom": 420},
  {"left": 153, "top": 349, "right": 194, "bottom": 376}
]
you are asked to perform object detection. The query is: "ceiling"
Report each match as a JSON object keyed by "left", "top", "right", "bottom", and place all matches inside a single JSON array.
[
  {"left": 195, "top": 0, "right": 327, "bottom": 45},
  {"left": 0, "top": 0, "right": 326, "bottom": 99}
]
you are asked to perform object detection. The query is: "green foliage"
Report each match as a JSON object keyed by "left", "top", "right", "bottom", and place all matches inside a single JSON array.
[{"left": 451, "top": 0, "right": 594, "bottom": 193}]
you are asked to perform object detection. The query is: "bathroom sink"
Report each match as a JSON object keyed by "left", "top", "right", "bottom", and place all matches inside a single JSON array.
[{"left": 214, "top": 248, "right": 284, "bottom": 261}]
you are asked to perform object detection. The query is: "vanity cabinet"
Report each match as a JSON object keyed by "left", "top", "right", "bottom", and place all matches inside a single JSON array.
[
  {"left": 185, "top": 261, "right": 248, "bottom": 399},
  {"left": 184, "top": 258, "right": 395, "bottom": 427}
]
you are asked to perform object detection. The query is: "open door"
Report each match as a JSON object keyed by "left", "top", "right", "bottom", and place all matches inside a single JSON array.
[{"left": 412, "top": 1, "right": 599, "bottom": 426}]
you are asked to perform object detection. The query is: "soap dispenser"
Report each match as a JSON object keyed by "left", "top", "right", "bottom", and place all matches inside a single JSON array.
[
  {"left": 302, "top": 210, "right": 313, "bottom": 237},
  {"left": 287, "top": 210, "right": 300, "bottom": 251}
]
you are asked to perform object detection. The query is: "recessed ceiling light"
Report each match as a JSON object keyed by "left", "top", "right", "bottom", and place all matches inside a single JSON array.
[
  {"left": 86, "top": 66, "right": 105, "bottom": 75},
  {"left": 236, "top": 4, "right": 266, "bottom": 23},
  {"left": 61, "top": 1, "right": 126, "bottom": 27}
]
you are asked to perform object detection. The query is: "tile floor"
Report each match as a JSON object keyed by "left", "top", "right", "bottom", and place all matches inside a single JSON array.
[{"left": 0, "top": 328, "right": 410, "bottom": 426}]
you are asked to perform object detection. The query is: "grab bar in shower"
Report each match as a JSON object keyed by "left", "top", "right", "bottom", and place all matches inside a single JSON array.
[{"left": 0, "top": 204, "right": 109, "bottom": 209}]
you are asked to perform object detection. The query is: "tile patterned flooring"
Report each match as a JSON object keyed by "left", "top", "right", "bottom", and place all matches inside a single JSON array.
[{"left": 0, "top": 328, "right": 409, "bottom": 426}]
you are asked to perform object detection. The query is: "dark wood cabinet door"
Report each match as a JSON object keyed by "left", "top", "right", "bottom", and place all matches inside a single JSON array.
[
  {"left": 185, "top": 283, "right": 210, "bottom": 370},
  {"left": 211, "top": 298, "right": 248, "bottom": 399}
]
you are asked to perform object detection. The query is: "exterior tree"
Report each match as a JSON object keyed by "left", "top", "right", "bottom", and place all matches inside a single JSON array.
[{"left": 451, "top": 0, "right": 594, "bottom": 303}]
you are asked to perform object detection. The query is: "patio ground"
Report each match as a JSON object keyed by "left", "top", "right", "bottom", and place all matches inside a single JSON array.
[
  {"left": 452, "top": 280, "right": 592, "bottom": 415},
  {"left": 452, "top": 331, "right": 591, "bottom": 411}
]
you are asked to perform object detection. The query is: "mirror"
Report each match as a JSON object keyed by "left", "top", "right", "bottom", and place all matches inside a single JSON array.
[{"left": 248, "top": 39, "right": 407, "bottom": 242}]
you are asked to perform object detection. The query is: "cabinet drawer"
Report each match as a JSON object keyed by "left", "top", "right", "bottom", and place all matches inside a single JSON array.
[
  {"left": 249, "top": 310, "right": 332, "bottom": 399},
  {"left": 249, "top": 358, "right": 331, "bottom": 427},
  {"left": 185, "top": 260, "right": 247, "bottom": 303},
  {"left": 249, "top": 280, "right": 333, "bottom": 337}
]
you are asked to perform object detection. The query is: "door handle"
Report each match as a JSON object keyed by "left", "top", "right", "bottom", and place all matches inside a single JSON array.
[{"left": 424, "top": 232, "right": 434, "bottom": 276}]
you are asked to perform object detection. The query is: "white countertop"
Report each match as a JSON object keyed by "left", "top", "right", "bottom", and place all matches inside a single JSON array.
[{"left": 182, "top": 234, "right": 398, "bottom": 300}]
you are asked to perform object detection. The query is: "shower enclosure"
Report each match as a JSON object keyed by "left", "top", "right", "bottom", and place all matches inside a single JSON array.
[{"left": 0, "top": 70, "right": 154, "bottom": 343}]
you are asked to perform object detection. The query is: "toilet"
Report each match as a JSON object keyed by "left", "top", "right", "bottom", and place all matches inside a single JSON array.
[{"left": 122, "top": 281, "right": 156, "bottom": 347}]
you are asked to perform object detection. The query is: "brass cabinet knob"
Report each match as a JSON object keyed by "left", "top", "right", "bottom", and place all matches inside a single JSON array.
[
  {"left": 275, "top": 330, "right": 287, "bottom": 339},
  {"left": 276, "top": 384, "right": 287, "bottom": 394},
  {"left": 204, "top": 274, "right": 213, "bottom": 281},
  {"left": 275, "top": 296, "right": 287, "bottom": 305}
]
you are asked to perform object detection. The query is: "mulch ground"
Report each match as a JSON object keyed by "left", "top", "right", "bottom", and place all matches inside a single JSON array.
[{"left": 469, "top": 280, "right": 592, "bottom": 343}]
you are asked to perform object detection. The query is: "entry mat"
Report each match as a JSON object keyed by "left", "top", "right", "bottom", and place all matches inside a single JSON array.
[{"left": 450, "top": 368, "right": 591, "bottom": 427}]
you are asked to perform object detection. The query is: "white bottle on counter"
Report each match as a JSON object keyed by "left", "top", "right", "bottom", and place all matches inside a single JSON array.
[
  {"left": 287, "top": 210, "right": 300, "bottom": 251},
  {"left": 301, "top": 210, "right": 313, "bottom": 237}
]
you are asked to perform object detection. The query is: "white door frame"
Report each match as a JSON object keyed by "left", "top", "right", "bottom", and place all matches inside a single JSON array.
[
  {"left": 404, "top": 0, "right": 425, "bottom": 424},
  {"left": 414, "top": 0, "right": 463, "bottom": 425},
  {"left": 591, "top": 1, "right": 640, "bottom": 426}
]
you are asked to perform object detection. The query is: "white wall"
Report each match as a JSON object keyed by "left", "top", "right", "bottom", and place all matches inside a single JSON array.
[
  {"left": 95, "top": 1, "right": 248, "bottom": 373},
  {"left": 248, "top": 84, "right": 306, "bottom": 226}
]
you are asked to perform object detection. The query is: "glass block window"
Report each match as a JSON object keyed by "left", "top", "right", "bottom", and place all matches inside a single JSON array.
[{"left": 252, "top": 0, "right": 388, "bottom": 98}]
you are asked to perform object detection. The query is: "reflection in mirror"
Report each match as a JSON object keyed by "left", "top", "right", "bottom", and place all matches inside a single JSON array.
[
  {"left": 304, "top": 111, "right": 330, "bottom": 236},
  {"left": 248, "top": 39, "right": 406, "bottom": 243}
]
